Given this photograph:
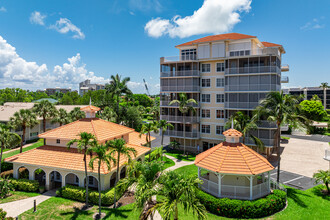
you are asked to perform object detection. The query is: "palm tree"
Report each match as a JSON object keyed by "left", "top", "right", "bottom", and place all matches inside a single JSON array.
[
  {"left": 9, "top": 109, "right": 39, "bottom": 153},
  {"left": 140, "top": 122, "right": 159, "bottom": 150},
  {"left": 99, "top": 106, "right": 117, "bottom": 122},
  {"left": 69, "top": 107, "right": 85, "bottom": 121},
  {"left": 226, "top": 111, "right": 257, "bottom": 144},
  {"left": 105, "top": 74, "right": 132, "bottom": 123},
  {"left": 88, "top": 143, "right": 116, "bottom": 218},
  {"left": 158, "top": 120, "right": 174, "bottom": 147},
  {"left": 313, "top": 170, "right": 330, "bottom": 194},
  {"left": 139, "top": 171, "right": 207, "bottom": 220},
  {"left": 319, "top": 82, "right": 329, "bottom": 110},
  {"left": 0, "top": 124, "right": 21, "bottom": 173},
  {"left": 254, "top": 91, "right": 307, "bottom": 183},
  {"left": 51, "top": 108, "right": 70, "bottom": 126},
  {"left": 107, "top": 138, "right": 136, "bottom": 208},
  {"left": 33, "top": 100, "right": 57, "bottom": 132},
  {"left": 150, "top": 98, "right": 160, "bottom": 122},
  {"left": 67, "top": 132, "right": 97, "bottom": 208},
  {"left": 169, "top": 93, "right": 197, "bottom": 155}
]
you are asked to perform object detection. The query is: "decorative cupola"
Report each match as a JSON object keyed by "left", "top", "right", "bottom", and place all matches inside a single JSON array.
[
  {"left": 80, "top": 98, "right": 100, "bottom": 118},
  {"left": 223, "top": 128, "right": 242, "bottom": 143}
]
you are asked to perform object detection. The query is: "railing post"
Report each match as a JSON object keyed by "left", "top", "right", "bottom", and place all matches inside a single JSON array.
[{"left": 268, "top": 171, "right": 271, "bottom": 192}]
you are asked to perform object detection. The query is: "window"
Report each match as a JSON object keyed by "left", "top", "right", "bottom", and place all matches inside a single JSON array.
[
  {"left": 201, "top": 79, "right": 211, "bottom": 87},
  {"left": 88, "top": 176, "right": 94, "bottom": 186},
  {"left": 201, "top": 125, "right": 211, "bottom": 134},
  {"left": 216, "top": 63, "right": 225, "bottom": 72},
  {"left": 201, "top": 109, "right": 211, "bottom": 118},
  {"left": 216, "top": 126, "right": 224, "bottom": 135},
  {"left": 216, "top": 78, "right": 224, "bottom": 87},
  {"left": 216, "top": 94, "right": 225, "bottom": 103},
  {"left": 216, "top": 110, "right": 225, "bottom": 119},
  {"left": 56, "top": 139, "right": 60, "bottom": 144},
  {"left": 181, "top": 48, "right": 197, "bottom": 60},
  {"left": 30, "top": 132, "right": 38, "bottom": 137},
  {"left": 201, "top": 94, "right": 211, "bottom": 103},
  {"left": 201, "top": 64, "right": 211, "bottom": 73},
  {"left": 56, "top": 172, "right": 61, "bottom": 181}
]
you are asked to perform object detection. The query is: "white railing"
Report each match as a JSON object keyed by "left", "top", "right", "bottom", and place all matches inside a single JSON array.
[
  {"left": 163, "top": 55, "right": 197, "bottom": 62},
  {"left": 164, "top": 130, "right": 200, "bottom": 139},
  {"left": 281, "top": 76, "right": 289, "bottom": 83},
  {"left": 225, "top": 102, "right": 259, "bottom": 109},
  {"left": 225, "top": 66, "right": 281, "bottom": 75},
  {"left": 324, "top": 149, "right": 330, "bottom": 161},
  {"left": 200, "top": 177, "right": 219, "bottom": 197},
  {"left": 270, "top": 179, "right": 287, "bottom": 193},
  {"left": 225, "top": 84, "right": 281, "bottom": 92},
  {"left": 160, "top": 115, "right": 200, "bottom": 123},
  {"left": 160, "top": 86, "right": 200, "bottom": 92},
  {"left": 160, "top": 70, "right": 200, "bottom": 77}
]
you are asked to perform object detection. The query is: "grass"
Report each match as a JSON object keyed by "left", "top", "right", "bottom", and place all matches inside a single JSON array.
[
  {"left": 0, "top": 191, "right": 40, "bottom": 204},
  {"left": 281, "top": 136, "right": 291, "bottom": 140},
  {"left": 161, "top": 156, "right": 175, "bottom": 170},
  {"left": 173, "top": 164, "right": 198, "bottom": 177},
  {"left": 2, "top": 139, "right": 44, "bottom": 160},
  {"left": 165, "top": 151, "right": 196, "bottom": 162},
  {"left": 19, "top": 197, "right": 140, "bottom": 220}
]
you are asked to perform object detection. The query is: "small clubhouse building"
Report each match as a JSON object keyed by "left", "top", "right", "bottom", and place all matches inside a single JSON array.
[
  {"left": 195, "top": 128, "right": 274, "bottom": 200},
  {"left": 5, "top": 105, "right": 152, "bottom": 191}
]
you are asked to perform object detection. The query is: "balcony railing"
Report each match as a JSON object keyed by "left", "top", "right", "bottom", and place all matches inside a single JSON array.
[
  {"left": 160, "top": 115, "right": 200, "bottom": 123},
  {"left": 225, "top": 102, "right": 259, "bottom": 109},
  {"left": 281, "top": 64, "right": 289, "bottom": 72},
  {"left": 160, "top": 86, "right": 200, "bottom": 92},
  {"left": 164, "top": 130, "right": 200, "bottom": 139},
  {"left": 257, "top": 120, "right": 277, "bottom": 129},
  {"left": 162, "top": 55, "right": 198, "bottom": 63},
  {"left": 245, "top": 138, "right": 275, "bottom": 147},
  {"left": 225, "top": 84, "right": 281, "bottom": 92},
  {"left": 160, "top": 70, "right": 200, "bottom": 77},
  {"left": 225, "top": 66, "right": 281, "bottom": 75},
  {"left": 160, "top": 100, "right": 200, "bottom": 107},
  {"left": 281, "top": 76, "right": 289, "bottom": 83},
  {"left": 226, "top": 48, "right": 280, "bottom": 58}
]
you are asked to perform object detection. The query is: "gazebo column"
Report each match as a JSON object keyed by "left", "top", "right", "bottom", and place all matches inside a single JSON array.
[
  {"left": 218, "top": 174, "right": 223, "bottom": 198},
  {"left": 268, "top": 171, "right": 271, "bottom": 192},
  {"left": 45, "top": 172, "right": 50, "bottom": 190},
  {"left": 250, "top": 175, "right": 253, "bottom": 200},
  {"left": 198, "top": 167, "right": 201, "bottom": 179}
]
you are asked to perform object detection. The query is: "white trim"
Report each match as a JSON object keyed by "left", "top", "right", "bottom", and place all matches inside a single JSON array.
[
  {"left": 215, "top": 62, "right": 225, "bottom": 73},
  {"left": 201, "top": 63, "right": 211, "bottom": 73}
]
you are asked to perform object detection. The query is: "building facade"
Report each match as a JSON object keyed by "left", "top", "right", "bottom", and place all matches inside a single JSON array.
[
  {"left": 79, "top": 79, "right": 105, "bottom": 95},
  {"left": 160, "top": 33, "right": 289, "bottom": 154}
]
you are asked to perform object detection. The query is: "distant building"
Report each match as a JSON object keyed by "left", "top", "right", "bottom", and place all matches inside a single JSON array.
[
  {"left": 79, "top": 80, "right": 105, "bottom": 95},
  {"left": 283, "top": 87, "right": 330, "bottom": 109},
  {"left": 37, "top": 88, "right": 71, "bottom": 96}
]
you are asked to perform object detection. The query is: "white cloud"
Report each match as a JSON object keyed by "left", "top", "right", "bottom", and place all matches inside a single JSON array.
[
  {"left": 30, "top": 11, "right": 47, "bottom": 26},
  {"left": 145, "top": 0, "right": 252, "bottom": 38},
  {"left": 0, "top": 35, "right": 159, "bottom": 94},
  {"left": 129, "top": 0, "right": 163, "bottom": 13},
  {"left": 50, "top": 18, "right": 85, "bottom": 39},
  {"left": 301, "top": 17, "right": 325, "bottom": 30},
  {"left": 0, "top": 6, "right": 6, "bottom": 12}
]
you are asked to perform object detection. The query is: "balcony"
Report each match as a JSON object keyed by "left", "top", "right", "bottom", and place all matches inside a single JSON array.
[
  {"left": 160, "top": 100, "right": 200, "bottom": 108},
  {"left": 225, "top": 102, "right": 259, "bottom": 110},
  {"left": 281, "top": 64, "right": 289, "bottom": 72},
  {"left": 164, "top": 130, "right": 200, "bottom": 139},
  {"left": 225, "top": 66, "right": 281, "bottom": 75},
  {"left": 225, "top": 84, "right": 281, "bottom": 92},
  {"left": 281, "top": 76, "right": 289, "bottom": 83},
  {"left": 160, "top": 115, "right": 200, "bottom": 123},
  {"left": 160, "top": 70, "right": 200, "bottom": 78},
  {"left": 257, "top": 120, "right": 277, "bottom": 129},
  {"left": 161, "top": 55, "right": 198, "bottom": 63},
  {"left": 245, "top": 138, "right": 275, "bottom": 147},
  {"left": 226, "top": 47, "right": 280, "bottom": 58},
  {"left": 160, "top": 86, "right": 200, "bottom": 92}
]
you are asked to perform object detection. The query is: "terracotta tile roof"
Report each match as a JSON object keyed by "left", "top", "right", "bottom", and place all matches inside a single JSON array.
[
  {"left": 5, "top": 144, "right": 150, "bottom": 174},
  {"left": 80, "top": 105, "right": 100, "bottom": 111},
  {"left": 223, "top": 129, "right": 242, "bottom": 137},
  {"left": 128, "top": 132, "right": 156, "bottom": 146},
  {"left": 262, "top": 42, "right": 282, "bottom": 48},
  {"left": 176, "top": 33, "right": 256, "bottom": 47},
  {"left": 38, "top": 118, "right": 135, "bottom": 142},
  {"left": 195, "top": 142, "right": 274, "bottom": 175}
]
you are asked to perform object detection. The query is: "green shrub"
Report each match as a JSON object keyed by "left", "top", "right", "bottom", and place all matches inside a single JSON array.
[
  {"left": 300, "top": 100, "right": 327, "bottom": 121},
  {"left": 196, "top": 189, "right": 286, "bottom": 218},
  {"left": 0, "top": 162, "right": 13, "bottom": 172},
  {"left": 0, "top": 208, "right": 7, "bottom": 220},
  {"left": 10, "top": 178, "right": 39, "bottom": 192},
  {"left": 25, "top": 138, "right": 40, "bottom": 144},
  {"left": 0, "top": 170, "right": 13, "bottom": 178},
  {"left": 0, "top": 178, "right": 14, "bottom": 198}
]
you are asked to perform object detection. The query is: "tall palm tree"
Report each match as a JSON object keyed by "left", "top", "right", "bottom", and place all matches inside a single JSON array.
[
  {"left": 88, "top": 143, "right": 116, "bottom": 218},
  {"left": 140, "top": 122, "right": 159, "bottom": 150},
  {"left": 33, "top": 100, "right": 57, "bottom": 132},
  {"left": 158, "top": 120, "right": 174, "bottom": 146},
  {"left": 0, "top": 124, "right": 21, "bottom": 173},
  {"left": 319, "top": 82, "right": 329, "bottom": 110},
  {"left": 51, "top": 108, "right": 70, "bottom": 126},
  {"left": 67, "top": 132, "right": 97, "bottom": 208},
  {"left": 254, "top": 91, "right": 307, "bottom": 183},
  {"left": 69, "top": 107, "right": 85, "bottom": 121},
  {"left": 226, "top": 111, "right": 257, "bottom": 144},
  {"left": 105, "top": 74, "right": 132, "bottom": 123},
  {"left": 107, "top": 138, "right": 136, "bottom": 208},
  {"left": 169, "top": 93, "right": 197, "bottom": 155},
  {"left": 150, "top": 98, "right": 160, "bottom": 122},
  {"left": 9, "top": 109, "right": 39, "bottom": 153},
  {"left": 99, "top": 106, "right": 117, "bottom": 122}
]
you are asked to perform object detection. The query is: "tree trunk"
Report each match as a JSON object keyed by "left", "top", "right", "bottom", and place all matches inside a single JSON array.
[
  {"left": 43, "top": 117, "right": 46, "bottom": 132},
  {"left": 98, "top": 161, "right": 101, "bottom": 217},
  {"left": 0, "top": 145, "right": 4, "bottom": 174},
  {"left": 242, "top": 135, "right": 245, "bottom": 144},
  {"left": 183, "top": 113, "right": 186, "bottom": 155},
  {"left": 276, "top": 124, "right": 281, "bottom": 183},
  {"left": 21, "top": 125, "right": 26, "bottom": 153},
  {"left": 174, "top": 202, "right": 178, "bottom": 220},
  {"left": 161, "top": 128, "right": 164, "bottom": 146},
  {"left": 84, "top": 152, "right": 89, "bottom": 207},
  {"left": 113, "top": 154, "right": 120, "bottom": 208}
]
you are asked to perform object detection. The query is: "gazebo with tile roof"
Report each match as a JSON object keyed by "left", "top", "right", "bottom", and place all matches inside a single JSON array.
[{"left": 194, "top": 128, "right": 274, "bottom": 200}]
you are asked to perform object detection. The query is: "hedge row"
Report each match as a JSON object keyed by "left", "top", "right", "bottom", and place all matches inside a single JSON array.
[
  {"left": 197, "top": 189, "right": 286, "bottom": 219},
  {"left": 56, "top": 181, "right": 128, "bottom": 206},
  {"left": 0, "top": 162, "right": 13, "bottom": 172},
  {"left": 10, "top": 178, "right": 39, "bottom": 192},
  {"left": 0, "top": 208, "right": 6, "bottom": 220}
]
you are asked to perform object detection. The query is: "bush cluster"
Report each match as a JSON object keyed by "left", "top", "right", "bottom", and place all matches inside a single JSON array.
[
  {"left": 10, "top": 178, "right": 39, "bottom": 192},
  {"left": 0, "top": 162, "right": 13, "bottom": 172},
  {"left": 197, "top": 189, "right": 286, "bottom": 219},
  {"left": 0, "top": 170, "right": 13, "bottom": 178},
  {"left": 0, "top": 208, "right": 7, "bottom": 220}
]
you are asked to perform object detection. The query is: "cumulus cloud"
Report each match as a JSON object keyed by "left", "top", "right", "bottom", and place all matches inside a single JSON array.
[
  {"left": 300, "top": 17, "right": 325, "bottom": 30},
  {"left": 0, "top": 6, "right": 6, "bottom": 12},
  {"left": 50, "top": 18, "right": 85, "bottom": 39},
  {"left": 30, "top": 11, "right": 47, "bottom": 26},
  {"left": 0, "top": 35, "right": 159, "bottom": 94},
  {"left": 145, "top": 0, "right": 251, "bottom": 38}
]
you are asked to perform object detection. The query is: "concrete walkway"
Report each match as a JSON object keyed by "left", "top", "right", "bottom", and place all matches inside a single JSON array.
[
  {"left": 2, "top": 143, "right": 34, "bottom": 155},
  {"left": 0, "top": 190, "right": 56, "bottom": 218},
  {"left": 163, "top": 155, "right": 195, "bottom": 171}
]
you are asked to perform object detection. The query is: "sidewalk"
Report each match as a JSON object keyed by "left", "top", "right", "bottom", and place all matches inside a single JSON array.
[
  {"left": 163, "top": 155, "right": 195, "bottom": 171},
  {"left": 0, "top": 190, "right": 56, "bottom": 218},
  {"left": 2, "top": 143, "right": 34, "bottom": 155}
]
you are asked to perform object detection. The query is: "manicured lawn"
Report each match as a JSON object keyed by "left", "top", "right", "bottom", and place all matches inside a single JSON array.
[
  {"left": 2, "top": 139, "right": 44, "bottom": 160},
  {"left": 0, "top": 191, "right": 40, "bottom": 204},
  {"left": 161, "top": 156, "right": 175, "bottom": 170},
  {"left": 174, "top": 164, "right": 198, "bottom": 177},
  {"left": 19, "top": 197, "right": 140, "bottom": 220},
  {"left": 165, "top": 152, "right": 196, "bottom": 162},
  {"left": 281, "top": 136, "right": 290, "bottom": 140}
]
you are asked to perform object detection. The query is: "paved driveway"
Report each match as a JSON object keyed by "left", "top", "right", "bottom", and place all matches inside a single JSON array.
[{"left": 280, "top": 136, "right": 329, "bottom": 178}]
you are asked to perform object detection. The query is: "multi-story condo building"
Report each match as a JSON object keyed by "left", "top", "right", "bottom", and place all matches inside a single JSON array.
[
  {"left": 160, "top": 33, "right": 289, "bottom": 155},
  {"left": 79, "top": 79, "right": 105, "bottom": 95},
  {"left": 37, "top": 88, "right": 72, "bottom": 96},
  {"left": 283, "top": 87, "right": 330, "bottom": 109}
]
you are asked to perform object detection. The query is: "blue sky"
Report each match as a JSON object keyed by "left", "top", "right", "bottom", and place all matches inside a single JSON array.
[{"left": 0, "top": 0, "right": 329, "bottom": 94}]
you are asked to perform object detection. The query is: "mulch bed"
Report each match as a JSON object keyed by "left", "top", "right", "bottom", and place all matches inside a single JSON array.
[{"left": 114, "top": 191, "right": 135, "bottom": 208}]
